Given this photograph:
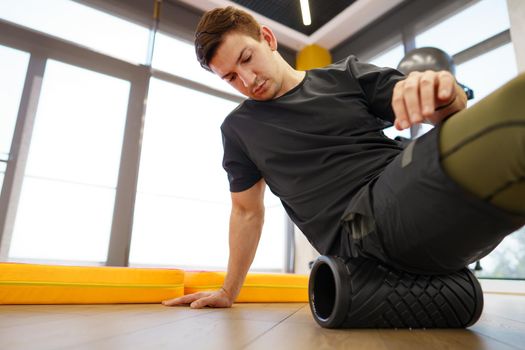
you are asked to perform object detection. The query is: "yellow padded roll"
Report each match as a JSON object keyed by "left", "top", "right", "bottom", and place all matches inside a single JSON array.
[
  {"left": 184, "top": 271, "right": 309, "bottom": 302},
  {"left": 0, "top": 263, "right": 184, "bottom": 304},
  {"left": 296, "top": 44, "right": 332, "bottom": 71}
]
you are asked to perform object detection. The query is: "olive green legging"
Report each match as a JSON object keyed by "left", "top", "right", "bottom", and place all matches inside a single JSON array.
[{"left": 439, "top": 73, "right": 525, "bottom": 216}]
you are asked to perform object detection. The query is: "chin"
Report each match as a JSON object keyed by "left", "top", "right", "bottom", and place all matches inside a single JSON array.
[
  {"left": 255, "top": 88, "right": 279, "bottom": 101},
  {"left": 251, "top": 94, "right": 269, "bottom": 101},
  {"left": 252, "top": 95, "right": 274, "bottom": 102}
]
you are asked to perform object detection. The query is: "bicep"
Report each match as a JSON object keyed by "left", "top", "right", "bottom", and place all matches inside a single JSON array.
[
  {"left": 222, "top": 128, "right": 262, "bottom": 193},
  {"left": 349, "top": 58, "right": 405, "bottom": 122}
]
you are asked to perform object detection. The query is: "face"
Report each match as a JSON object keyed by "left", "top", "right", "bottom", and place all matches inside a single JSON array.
[{"left": 209, "top": 26, "right": 285, "bottom": 101}]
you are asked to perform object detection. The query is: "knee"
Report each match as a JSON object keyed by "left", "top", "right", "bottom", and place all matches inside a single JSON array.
[
  {"left": 495, "top": 73, "right": 525, "bottom": 116},
  {"left": 502, "top": 74, "right": 525, "bottom": 148}
]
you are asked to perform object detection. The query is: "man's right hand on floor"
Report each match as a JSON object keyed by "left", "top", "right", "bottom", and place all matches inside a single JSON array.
[{"left": 162, "top": 288, "right": 233, "bottom": 309}]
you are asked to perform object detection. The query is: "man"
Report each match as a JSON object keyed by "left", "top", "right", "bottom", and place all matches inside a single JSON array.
[{"left": 163, "top": 6, "right": 525, "bottom": 309}]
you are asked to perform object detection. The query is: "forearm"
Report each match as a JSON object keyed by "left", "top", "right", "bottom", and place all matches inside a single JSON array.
[{"left": 222, "top": 208, "right": 265, "bottom": 301}]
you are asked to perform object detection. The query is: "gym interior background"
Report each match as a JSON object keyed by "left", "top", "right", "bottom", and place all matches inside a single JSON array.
[
  {"left": 0, "top": 0, "right": 524, "bottom": 286},
  {"left": 1, "top": 1, "right": 525, "bottom": 349}
]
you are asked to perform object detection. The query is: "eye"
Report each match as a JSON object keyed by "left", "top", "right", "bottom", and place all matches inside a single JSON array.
[
  {"left": 228, "top": 74, "right": 237, "bottom": 82},
  {"left": 242, "top": 55, "right": 252, "bottom": 64}
]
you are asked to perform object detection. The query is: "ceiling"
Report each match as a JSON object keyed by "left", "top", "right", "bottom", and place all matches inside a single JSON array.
[
  {"left": 176, "top": 0, "right": 406, "bottom": 51},
  {"left": 230, "top": 0, "right": 356, "bottom": 36}
]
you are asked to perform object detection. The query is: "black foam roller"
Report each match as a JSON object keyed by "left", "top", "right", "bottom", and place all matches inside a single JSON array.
[{"left": 309, "top": 256, "right": 483, "bottom": 329}]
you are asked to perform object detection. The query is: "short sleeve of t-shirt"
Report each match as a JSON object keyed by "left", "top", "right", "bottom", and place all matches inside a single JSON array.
[
  {"left": 348, "top": 58, "right": 405, "bottom": 123},
  {"left": 221, "top": 126, "right": 262, "bottom": 192}
]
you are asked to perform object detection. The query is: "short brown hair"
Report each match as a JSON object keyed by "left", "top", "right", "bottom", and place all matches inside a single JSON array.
[{"left": 195, "top": 6, "right": 261, "bottom": 71}]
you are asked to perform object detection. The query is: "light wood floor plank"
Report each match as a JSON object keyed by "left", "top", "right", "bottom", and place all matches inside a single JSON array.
[
  {"left": 469, "top": 312, "right": 525, "bottom": 350},
  {"left": 375, "top": 328, "right": 517, "bottom": 350},
  {"left": 0, "top": 305, "right": 217, "bottom": 350},
  {"left": 482, "top": 293, "right": 525, "bottom": 323},
  {"left": 245, "top": 304, "right": 518, "bottom": 350},
  {"left": 62, "top": 315, "right": 278, "bottom": 350},
  {"left": 244, "top": 321, "right": 387, "bottom": 350},
  {"left": 0, "top": 304, "right": 176, "bottom": 329},
  {"left": 0, "top": 293, "right": 523, "bottom": 350},
  {"left": 202, "top": 302, "right": 305, "bottom": 322}
]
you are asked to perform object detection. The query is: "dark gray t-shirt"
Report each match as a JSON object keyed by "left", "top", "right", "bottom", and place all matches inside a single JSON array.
[{"left": 220, "top": 55, "right": 405, "bottom": 255}]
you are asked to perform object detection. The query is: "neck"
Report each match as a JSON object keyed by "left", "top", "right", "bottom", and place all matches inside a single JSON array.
[
  {"left": 275, "top": 56, "right": 306, "bottom": 97},
  {"left": 283, "top": 66, "right": 306, "bottom": 91}
]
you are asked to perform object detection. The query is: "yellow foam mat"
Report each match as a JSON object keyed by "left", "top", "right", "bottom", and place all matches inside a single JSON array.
[
  {"left": 0, "top": 263, "right": 184, "bottom": 304},
  {"left": 184, "top": 271, "right": 309, "bottom": 302}
]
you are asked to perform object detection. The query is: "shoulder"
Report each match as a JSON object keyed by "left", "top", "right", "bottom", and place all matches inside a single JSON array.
[
  {"left": 305, "top": 55, "right": 369, "bottom": 83},
  {"left": 329, "top": 55, "right": 405, "bottom": 82},
  {"left": 303, "top": 55, "right": 362, "bottom": 86},
  {"left": 308, "top": 55, "right": 359, "bottom": 73},
  {"left": 220, "top": 101, "right": 251, "bottom": 135}
]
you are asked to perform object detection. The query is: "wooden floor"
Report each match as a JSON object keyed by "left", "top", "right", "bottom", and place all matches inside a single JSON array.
[{"left": 1, "top": 293, "right": 524, "bottom": 350}]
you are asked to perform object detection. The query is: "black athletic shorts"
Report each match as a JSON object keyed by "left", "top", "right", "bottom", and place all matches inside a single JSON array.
[{"left": 341, "top": 126, "right": 524, "bottom": 275}]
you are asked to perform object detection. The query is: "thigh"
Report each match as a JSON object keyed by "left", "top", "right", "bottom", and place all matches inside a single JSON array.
[{"left": 370, "top": 127, "right": 523, "bottom": 274}]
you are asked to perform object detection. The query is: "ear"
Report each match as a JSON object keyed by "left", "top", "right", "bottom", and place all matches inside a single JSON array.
[{"left": 260, "top": 25, "right": 278, "bottom": 51}]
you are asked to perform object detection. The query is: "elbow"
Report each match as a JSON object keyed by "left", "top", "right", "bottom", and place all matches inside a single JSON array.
[{"left": 232, "top": 206, "right": 265, "bottom": 224}]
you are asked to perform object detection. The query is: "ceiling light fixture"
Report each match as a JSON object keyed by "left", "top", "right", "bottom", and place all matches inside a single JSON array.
[{"left": 300, "top": 0, "right": 312, "bottom": 26}]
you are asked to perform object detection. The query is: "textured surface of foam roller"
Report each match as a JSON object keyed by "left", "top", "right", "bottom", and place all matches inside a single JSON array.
[
  {"left": 344, "top": 259, "right": 483, "bottom": 328},
  {"left": 309, "top": 256, "right": 483, "bottom": 328}
]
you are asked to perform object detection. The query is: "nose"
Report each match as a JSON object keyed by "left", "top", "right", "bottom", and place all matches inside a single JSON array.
[{"left": 238, "top": 68, "right": 256, "bottom": 88}]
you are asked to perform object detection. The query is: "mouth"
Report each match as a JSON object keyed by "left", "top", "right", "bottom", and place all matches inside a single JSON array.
[{"left": 252, "top": 80, "right": 266, "bottom": 95}]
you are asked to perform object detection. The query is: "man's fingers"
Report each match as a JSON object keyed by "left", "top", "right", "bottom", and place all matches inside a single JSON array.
[
  {"left": 190, "top": 293, "right": 232, "bottom": 309},
  {"left": 437, "top": 71, "right": 455, "bottom": 102},
  {"left": 190, "top": 295, "right": 215, "bottom": 309},
  {"left": 162, "top": 292, "right": 208, "bottom": 306},
  {"left": 392, "top": 81, "right": 410, "bottom": 130},
  {"left": 420, "top": 70, "right": 436, "bottom": 118},
  {"left": 402, "top": 72, "right": 423, "bottom": 124},
  {"left": 161, "top": 289, "right": 232, "bottom": 309}
]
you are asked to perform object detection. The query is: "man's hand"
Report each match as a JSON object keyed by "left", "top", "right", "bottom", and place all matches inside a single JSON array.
[
  {"left": 162, "top": 179, "right": 265, "bottom": 310},
  {"left": 162, "top": 288, "right": 233, "bottom": 309},
  {"left": 392, "top": 70, "right": 466, "bottom": 130}
]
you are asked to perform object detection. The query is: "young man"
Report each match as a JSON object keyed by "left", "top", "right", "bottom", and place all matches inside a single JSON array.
[{"left": 163, "top": 6, "right": 525, "bottom": 309}]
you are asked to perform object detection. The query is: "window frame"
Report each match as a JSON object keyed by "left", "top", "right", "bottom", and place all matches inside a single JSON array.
[
  {"left": 351, "top": 1, "right": 520, "bottom": 282},
  {"left": 0, "top": 18, "right": 293, "bottom": 272}
]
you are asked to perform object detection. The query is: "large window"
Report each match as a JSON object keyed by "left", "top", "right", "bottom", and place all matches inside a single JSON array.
[
  {"left": 415, "top": 0, "right": 515, "bottom": 107},
  {"left": 415, "top": 0, "right": 510, "bottom": 56},
  {"left": 414, "top": 0, "right": 521, "bottom": 278},
  {"left": 129, "top": 78, "right": 285, "bottom": 271},
  {"left": 455, "top": 43, "right": 518, "bottom": 105},
  {"left": 367, "top": 43, "right": 405, "bottom": 69},
  {"left": 0, "top": 6, "right": 288, "bottom": 271},
  {"left": 0, "top": 45, "right": 30, "bottom": 192},
  {"left": 472, "top": 227, "right": 525, "bottom": 279},
  {"left": 344, "top": 0, "right": 523, "bottom": 279},
  {"left": 0, "top": 0, "right": 150, "bottom": 64},
  {"left": 8, "top": 60, "right": 130, "bottom": 262},
  {"left": 152, "top": 33, "right": 243, "bottom": 96}
]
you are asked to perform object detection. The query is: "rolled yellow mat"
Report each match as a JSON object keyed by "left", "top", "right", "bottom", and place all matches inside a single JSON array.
[
  {"left": 0, "top": 262, "right": 184, "bottom": 304},
  {"left": 184, "top": 271, "right": 309, "bottom": 302}
]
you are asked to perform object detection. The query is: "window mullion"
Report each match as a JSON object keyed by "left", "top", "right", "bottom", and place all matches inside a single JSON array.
[
  {"left": 453, "top": 29, "right": 511, "bottom": 65},
  {"left": 0, "top": 54, "right": 46, "bottom": 259}
]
